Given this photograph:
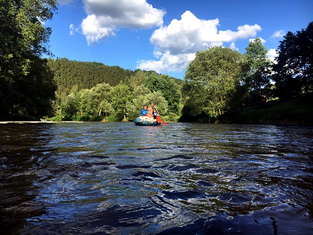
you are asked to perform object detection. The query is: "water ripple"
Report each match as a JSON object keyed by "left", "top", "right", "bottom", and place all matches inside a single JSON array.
[{"left": 0, "top": 123, "right": 312, "bottom": 234}]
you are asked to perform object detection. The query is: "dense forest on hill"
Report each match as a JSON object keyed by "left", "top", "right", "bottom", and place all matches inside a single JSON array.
[
  {"left": 51, "top": 69, "right": 182, "bottom": 122},
  {"left": 0, "top": 0, "right": 312, "bottom": 124},
  {"left": 46, "top": 58, "right": 183, "bottom": 122},
  {"left": 47, "top": 58, "right": 135, "bottom": 97}
]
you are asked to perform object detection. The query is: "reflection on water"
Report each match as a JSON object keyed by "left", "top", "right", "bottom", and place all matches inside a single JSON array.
[{"left": 0, "top": 123, "right": 312, "bottom": 234}]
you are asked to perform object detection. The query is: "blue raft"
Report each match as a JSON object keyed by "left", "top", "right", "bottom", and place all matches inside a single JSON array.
[{"left": 134, "top": 117, "right": 161, "bottom": 126}]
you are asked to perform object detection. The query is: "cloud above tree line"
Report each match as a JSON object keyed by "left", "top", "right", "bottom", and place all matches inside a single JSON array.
[
  {"left": 138, "top": 11, "right": 261, "bottom": 73},
  {"left": 69, "top": 0, "right": 264, "bottom": 73}
]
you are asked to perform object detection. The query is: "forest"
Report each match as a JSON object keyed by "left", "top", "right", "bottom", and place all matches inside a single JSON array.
[{"left": 0, "top": 0, "right": 312, "bottom": 124}]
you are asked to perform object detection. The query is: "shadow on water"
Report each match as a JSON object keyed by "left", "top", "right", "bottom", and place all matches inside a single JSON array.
[
  {"left": 0, "top": 124, "right": 54, "bottom": 233},
  {"left": 0, "top": 122, "right": 312, "bottom": 234}
]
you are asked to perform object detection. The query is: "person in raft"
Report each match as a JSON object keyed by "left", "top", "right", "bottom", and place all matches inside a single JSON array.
[
  {"left": 148, "top": 104, "right": 158, "bottom": 119},
  {"left": 140, "top": 105, "right": 148, "bottom": 116}
]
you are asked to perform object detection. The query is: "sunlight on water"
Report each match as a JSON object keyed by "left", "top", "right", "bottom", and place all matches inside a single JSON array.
[{"left": 0, "top": 123, "right": 312, "bottom": 234}]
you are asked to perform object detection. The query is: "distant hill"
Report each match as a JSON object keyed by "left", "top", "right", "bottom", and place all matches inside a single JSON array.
[
  {"left": 47, "top": 58, "right": 182, "bottom": 97},
  {"left": 47, "top": 58, "right": 135, "bottom": 97}
]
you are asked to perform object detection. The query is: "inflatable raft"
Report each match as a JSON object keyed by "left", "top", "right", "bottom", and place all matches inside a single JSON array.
[{"left": 134, "top": 116, "right": 161, "bottom": 126}]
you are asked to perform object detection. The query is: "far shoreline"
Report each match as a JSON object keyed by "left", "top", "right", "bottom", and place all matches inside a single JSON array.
[{"left": 0, "top": 121, "right": 84, "bottom": 124}]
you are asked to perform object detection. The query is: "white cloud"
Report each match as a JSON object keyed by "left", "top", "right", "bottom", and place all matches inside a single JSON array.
[
  {"left": 267, "top": 49, "right": 278, "bottom": 62},
  {"left": 81, "top": 0, "right": 165, "bottom": 45},
  {"left": 230, "top": 42, "right": 239, "bottom": 51},
  {"left": 137, "top": 11, "right": 262, "bottom": 73},
  {"left": 271, "top": 30, "right": 285, "bottom": 39},
  {"left": 138, "top": 51, "right": 196, "bottom": 73},
  {"left": 69, "top": 24, "right": 80, "bottom": 35}
]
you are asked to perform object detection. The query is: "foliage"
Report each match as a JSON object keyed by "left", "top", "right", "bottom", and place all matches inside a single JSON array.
[
  {"left": 2, "top": 6, "right": 307, "bottom": 124},
  {"left": 145, "top": 73, "right": 181, "bottom": 114},
  {"left": 52, "top": 68, "right": 176, "bottom": 121},
  {"left": 0, "top": 0, "right": 57, "bottom": 120},
  {"left": 182, "top": 47, "right": 247, "bottom": 121},
  {"left": 110, "top": 83, "right": 133, "bottom": 121},
  {"left": 273, "top": 21, "right": 313, "bottom": 100},
  {"left": 126, "top": 86, "right": 168, "bottom": 121},
  {"left": 245, "top": 38, "right": 272, "bottom": 105},
  {"left": 47, "top": 58, "right": 135, "bottom": 98},
  {"left": 222, "top": 93, "right": 313, "bottom": 125},
  {"left": 59, "top": 83, "right": 113, "bottom": 120}
]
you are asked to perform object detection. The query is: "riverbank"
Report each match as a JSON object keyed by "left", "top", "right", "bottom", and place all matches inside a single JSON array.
[
  {"left": 221, "top": 96, "right": 313, "bottom": 126},
  {"left": 0, "top": 121, "right": 84, "bottom": 124}
]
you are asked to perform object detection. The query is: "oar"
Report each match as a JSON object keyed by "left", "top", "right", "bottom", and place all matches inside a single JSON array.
[{"left": 154, "top": 107, "right": 167, "bottom": 126}]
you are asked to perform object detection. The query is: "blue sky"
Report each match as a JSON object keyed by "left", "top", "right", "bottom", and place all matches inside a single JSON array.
[{"left": 47, "top": 0, "right": 313, "bottom": 79}]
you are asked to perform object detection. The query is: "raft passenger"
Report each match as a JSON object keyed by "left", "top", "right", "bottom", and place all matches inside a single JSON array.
[{"left": 140, "top": 106, "right": 148, "bottom": 116}]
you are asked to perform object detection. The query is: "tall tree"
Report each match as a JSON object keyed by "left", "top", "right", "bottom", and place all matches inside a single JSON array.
[
  {"left": 145, "top": 73, "right": 181, "bottom": 114},
  {"left": 273, "top": 22, "right": 313, "bottom": 100},
  {"left": 245, "top": 38, "right": 271, "bottom": 105},
  {"left": 110, "top": 83, "right": 133, "bottom": 121},
  {"left": 183, "top": 47, "right": 247, "bottom": 121},
  {"left": 0, "top": 0, "right": 57, "bottom": 120}
]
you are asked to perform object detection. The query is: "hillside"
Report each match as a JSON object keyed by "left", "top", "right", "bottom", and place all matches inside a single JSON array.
[
  {"left": 47, "top": 58, "right": 135, "bottom": 97},
  {"left": 47, "top": 58, "right": 183, "bottom": 98}
]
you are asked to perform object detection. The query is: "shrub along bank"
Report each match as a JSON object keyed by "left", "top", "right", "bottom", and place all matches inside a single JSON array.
[{"left": 221, "top": 94, "right": 313, "bottom": 125}]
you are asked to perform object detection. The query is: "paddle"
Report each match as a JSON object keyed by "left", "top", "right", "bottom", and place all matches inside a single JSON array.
[{"left": 154, "top": 107, "right": 167, "bottom": 126}]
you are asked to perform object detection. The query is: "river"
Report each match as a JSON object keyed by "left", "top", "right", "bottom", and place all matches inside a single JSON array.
[{"left": 0, "top": 122, "right": 312, "bottom": 234}]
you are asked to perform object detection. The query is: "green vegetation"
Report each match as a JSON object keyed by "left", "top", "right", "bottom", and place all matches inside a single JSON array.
[
  {"left": 244, "top": 38, "right": 272, "bottom": 106},
  {"left": 0, "top": 0, "right": 57, "bottom": 120},
  {"left": 222, "top": 94, "right": 313, "bottom": 125},
  {"left": 181, "top": 47, "right": 247, "bottom": 122},
  {"left": 47, "top": 58, "right": 135, "bottom": 98},
  {"left": 0, "top": 1, "right": 312, "bottom": 125},
  {"left": 51, "top": 69, "right": 181, "bottom": 122},
  {"left": 181, "top": 22, "right": 313, "bottom": 125},
  {"left": 273, "top": 22, "right": 313, "bottom": 100}
]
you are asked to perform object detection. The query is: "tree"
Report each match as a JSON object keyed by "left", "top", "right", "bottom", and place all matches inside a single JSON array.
[
  {"left": 183, "top": 47, "right": 247, "bottom": 121},
  {"left": 245, "top": 38, "right": 271, "bottom": 105},
  {"left": 273, "top": 22, "right": 313, "bottom": 100},
  {"left": 145, "top": 73, "right": 181, "bottom": 115},
  {"left": 47, "top": 58, "right": 135, "bottom": 97},
  {"left": 0, "top": 0, "right": 57, "bottom": 120},
  {"left": 61, "top": 93, "right": 79, "bottom": 119},
  {"left": 110, "top": 83, "right": 133, "bottom": 121}
]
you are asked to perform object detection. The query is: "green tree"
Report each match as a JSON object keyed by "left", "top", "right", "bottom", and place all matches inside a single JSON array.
[
  {"left": 110, "top": 83, "right": 133, "bottom": 121},
  {"left": 128, "top": 71, "right": 148, "bottom": 89},
  {"left": 127, "top": 85, "right": 150, "bottom": 120},
  {"left": 145, "top": 73, "right": 181, "bottom": 114},
  {"left": 183, "top": 47, "right": 247, "bottom": 121},
  {"left": 58, "top": 82, "right": 113, "bottom": 120},
  {"left": 273, "top": 22, "right": 313, "bottom": 100},
  {"left": 61, "top": 93, "right": 79, "bottom": 119},
  {"left": 127, "top": 89, "right": 168, "bottom": 121},
  {"left": 47, "top": 58, "right": 135, "bottom": 97},
  {"left": 0, "top": 0, "right": 57, "bottom": 120},
  {"left": 143, "top": 91, "right": 168, "bottom": 115},
  {"left": 245, "top": 38, "right": 271, "bottom": 105}
]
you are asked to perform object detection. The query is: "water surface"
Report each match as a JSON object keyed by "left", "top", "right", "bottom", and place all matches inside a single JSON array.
[{"left": 0, "top": 122, "right": 312, "bottom": 234}]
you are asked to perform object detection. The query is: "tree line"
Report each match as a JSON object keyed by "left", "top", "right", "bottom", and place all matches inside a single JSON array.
[
  {"left": 52, "top": 71, "right": 182, "bottom": 121},
  {"left": 47, "top": 58, "right": 135, "bottom": 99},
  {"left": 181, "top": 22, "right": 313, "bottom": 122},
  {"left": 0, "top": 0, "right": 312, "bottom": 122}
]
